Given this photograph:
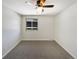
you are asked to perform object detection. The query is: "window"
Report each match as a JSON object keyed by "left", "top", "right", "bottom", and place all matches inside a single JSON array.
[{"left": 26, "top": 18, "right": 38, "bottom": 30}]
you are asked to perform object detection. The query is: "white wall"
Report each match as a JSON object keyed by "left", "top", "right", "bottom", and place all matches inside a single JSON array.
[
  {"left": 2, "top": 5, "right": 21, "bottom": 57},
  {"left": 54, "top": 3, "right": 77, "bottom": 59},
  {"left": 21, "top": 15, "right": 54, "bottom": 40}
]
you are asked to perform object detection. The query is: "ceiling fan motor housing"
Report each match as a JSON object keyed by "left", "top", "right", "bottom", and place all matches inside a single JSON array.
[{"left": 37, "top": 0, "right": 46, "bottom": 7}]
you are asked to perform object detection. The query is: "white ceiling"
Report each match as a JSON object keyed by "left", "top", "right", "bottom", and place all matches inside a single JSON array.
[{"left": 3, "top": 0, "right": 76, "bottom": 15}]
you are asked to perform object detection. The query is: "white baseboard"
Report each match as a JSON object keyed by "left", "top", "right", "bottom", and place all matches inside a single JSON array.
[
  {"left": 2, "top": 40, "right": 21, "bottom": 58},
  {"left": 22, "top": 39, "right": 54, "bottom": 41}
]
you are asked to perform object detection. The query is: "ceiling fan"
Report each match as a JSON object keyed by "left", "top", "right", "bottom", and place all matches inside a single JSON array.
[
  {"left": 36, "top": 0, "right": 54, "bottom": 12},
  {"left": 36, "top": 0, "right": 54, "bottom": 8},
  {"left": 25, "top": 0, "right": 54, "bottom": 13}
]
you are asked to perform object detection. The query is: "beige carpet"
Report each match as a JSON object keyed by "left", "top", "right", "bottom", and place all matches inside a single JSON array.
[{"left": 3, "top": 41, "right": 74, "bottom": 59}]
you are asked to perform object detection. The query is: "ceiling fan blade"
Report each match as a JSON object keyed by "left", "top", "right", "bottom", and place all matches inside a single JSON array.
[{"left": 43, "top": 5, "right": 54, "bottom": 8}]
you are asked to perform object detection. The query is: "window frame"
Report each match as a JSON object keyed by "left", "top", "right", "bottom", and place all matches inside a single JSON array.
[{"left": 26, "top": 18, "right": 38, "bottom": 30}]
